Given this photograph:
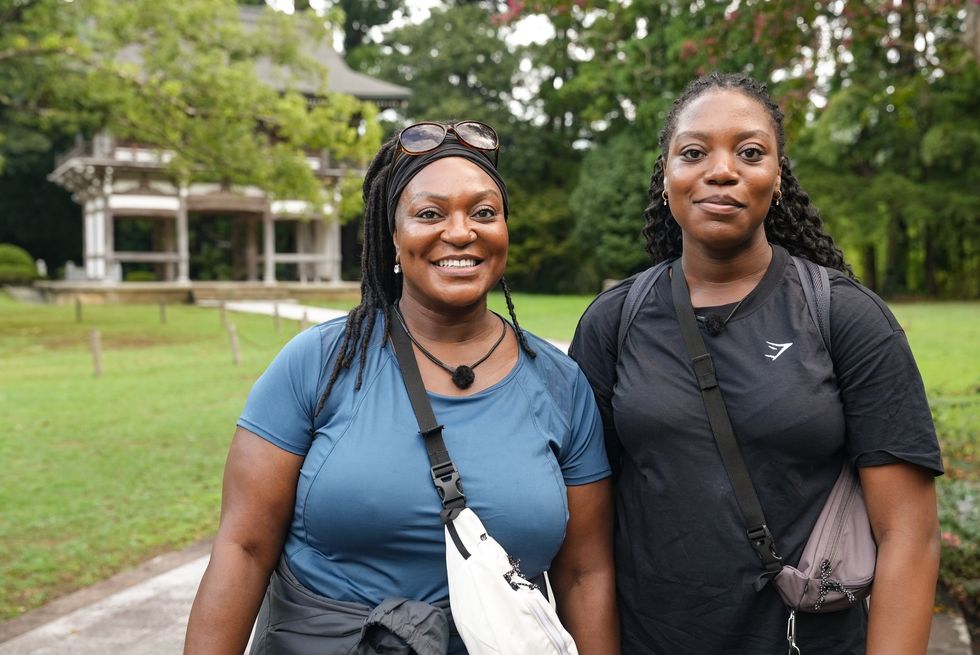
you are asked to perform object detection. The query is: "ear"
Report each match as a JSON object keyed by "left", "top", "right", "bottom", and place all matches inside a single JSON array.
[{"left": 392, "top": 229, "right": 400, "bottom": 260}]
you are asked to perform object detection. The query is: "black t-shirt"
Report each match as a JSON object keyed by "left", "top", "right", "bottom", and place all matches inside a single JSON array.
[{"left": 569, "top": 244, "right": 943, "bottom": 654}]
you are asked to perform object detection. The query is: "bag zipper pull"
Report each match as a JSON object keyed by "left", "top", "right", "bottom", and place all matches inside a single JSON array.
[{"left": 786, "top": 609, "right": 801, "bottom": 655}]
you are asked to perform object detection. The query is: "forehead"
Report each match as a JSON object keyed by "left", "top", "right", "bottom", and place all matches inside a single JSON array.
[
  {"left": 671, "top": 89, "right": 777, "bottom": 144},
  {"left": 401, "top": 157, "right": 500, "bottom": 199}
]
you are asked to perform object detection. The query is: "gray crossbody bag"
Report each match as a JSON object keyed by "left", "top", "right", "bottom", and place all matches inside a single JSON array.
[{"left": 618, "top": 256, "right": 876, "bottom": 653}]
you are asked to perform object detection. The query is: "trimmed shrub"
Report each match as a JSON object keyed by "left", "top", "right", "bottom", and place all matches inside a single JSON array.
[
  {"left": 124, "top": 269, "right": 157, "bottom": 282},
  {"left": 0, "top": 244, "right": 38, "bottom": 284}
]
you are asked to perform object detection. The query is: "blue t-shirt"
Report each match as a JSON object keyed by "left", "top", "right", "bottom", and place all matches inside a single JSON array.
[{"left": 238, "top": 314, "right": 610, "bottom": 607}]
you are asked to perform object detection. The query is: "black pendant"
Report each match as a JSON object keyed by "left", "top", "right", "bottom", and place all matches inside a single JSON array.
[{"left": 451, "top": 365, "right": 476, "bottom": 389}]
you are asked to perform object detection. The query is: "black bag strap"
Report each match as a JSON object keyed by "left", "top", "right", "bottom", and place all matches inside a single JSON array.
[
  {"left": 791, "top": 256, "right": 832, "bottom": 357},
  {"left": 389, "top": 313, "right": 467, "bottom": 522},
  {"left": 669, "top": 265, "right": 784, "bottom": 589},
  {"left": 617, "top": 260, "right": 671, "bottom": 357}
]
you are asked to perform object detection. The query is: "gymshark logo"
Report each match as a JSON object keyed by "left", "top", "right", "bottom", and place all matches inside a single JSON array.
[{"left": 764, "top": 341, "right": 793, "bottom": 361}]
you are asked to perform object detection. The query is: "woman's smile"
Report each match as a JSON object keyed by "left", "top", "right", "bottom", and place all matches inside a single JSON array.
[
  {"left": 432, "top": 256, "right": 483, "bottom": 273},
  {"left": 694, "top": 194, "right": 746, "bottom": 216}
]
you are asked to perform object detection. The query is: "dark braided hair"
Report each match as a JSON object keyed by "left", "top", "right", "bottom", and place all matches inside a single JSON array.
[
  {"left": 641, "top": 72, "right": 853, "bottom": 277},
  {"left": 315, "top": 133, "right": 535, "bottom": 415}
]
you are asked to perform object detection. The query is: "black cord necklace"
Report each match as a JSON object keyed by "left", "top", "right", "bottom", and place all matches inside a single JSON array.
[
  {"left": 696, "top": 297, "right": 746, "bottom": 336},
  {"left": 393, "top": 307, "right": 508, "bottom": 389}
]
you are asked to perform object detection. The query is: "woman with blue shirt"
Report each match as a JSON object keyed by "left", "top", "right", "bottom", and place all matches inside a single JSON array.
[{"left": 184, "top": 121, "right": 618, "bottom": 654}]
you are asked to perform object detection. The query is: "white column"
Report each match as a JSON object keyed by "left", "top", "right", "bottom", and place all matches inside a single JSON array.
[
  {"left": 83, "top": 199, "right": 97, "bottom": 279},
  {"left": 90, "top": 196, "right": 107, "bottom": 280},
  {"left": 102, "top": 170, "right": 114, "bottom": 282},
  {"left": 176, "top": 185, "right": 190, "bottom": 283},
  {"left": 263, "top": 211, "right": 276, "bottom": 284},
  {"left": 296, "top": 221, "right": 309, "bottom": 283},
  {"left": 321, "top": 219, "right": 341, "bottom": 282}
]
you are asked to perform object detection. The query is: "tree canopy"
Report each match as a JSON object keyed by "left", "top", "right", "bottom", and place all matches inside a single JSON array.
[
  {"left": 0, "top": 0, "right": 380, "bottom": 197},
  {"left": 1, "top": 0, "right": 977, "bottom": 296}
]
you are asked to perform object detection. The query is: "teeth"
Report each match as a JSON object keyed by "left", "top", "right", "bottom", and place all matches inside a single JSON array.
[{"left": 436, "top": 259, "right": 477, "bottom": 268}]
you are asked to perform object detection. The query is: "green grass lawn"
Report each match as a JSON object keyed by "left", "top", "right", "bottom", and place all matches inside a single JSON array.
[
  {"left": 0, "top": 292, "right": 976, "bottom": 622},
  {"left": 312, "top": 291, "right": 594, "bottom": 342}
]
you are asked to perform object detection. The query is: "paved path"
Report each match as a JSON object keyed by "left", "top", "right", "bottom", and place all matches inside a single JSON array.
[
  {"left": 0, "top": 302, "right": 970, "bottom": 653},
  {"left": 2, "top": 541, "right": 972, "bottom": 654}
]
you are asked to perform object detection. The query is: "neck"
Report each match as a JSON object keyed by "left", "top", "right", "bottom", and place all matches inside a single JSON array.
[
  {"left": 679, "top": 237, "right": 773, "bottom": 306},
  {"left": 396, "top": 292, "right": 496, "bottom": 344}
]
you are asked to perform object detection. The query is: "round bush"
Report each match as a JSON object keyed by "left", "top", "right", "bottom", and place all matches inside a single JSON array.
[
  {"left": 124, "top": 269, "right": 157, "bottom": 282},
  {"left": 0, "top": 244, "right": 38, "bottom": 284}
]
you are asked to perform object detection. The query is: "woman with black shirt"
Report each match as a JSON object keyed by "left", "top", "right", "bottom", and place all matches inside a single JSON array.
[{"left": 570, "top": 73, "right": 942, "bottom": 654}]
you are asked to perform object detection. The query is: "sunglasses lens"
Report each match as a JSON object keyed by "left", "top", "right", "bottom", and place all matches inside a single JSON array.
[
  {"left": 454, "top": 121, "right": 498, "bottom": 150},
  {"left": 399, "top": 123, "right": 446, "bottom": 153}
]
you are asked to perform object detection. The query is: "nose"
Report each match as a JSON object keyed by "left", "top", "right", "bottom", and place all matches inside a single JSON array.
[
  {"left": 705, "top": 151, "right": 738, "bottom": 185},
  {"left": 441, "top": 212, "right": 477, "bottom": 246}
]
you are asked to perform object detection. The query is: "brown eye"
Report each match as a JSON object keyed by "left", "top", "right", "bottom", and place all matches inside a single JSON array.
[
  {"left": 680, "top": 148, "right": 705, "bottom": 161},
  {"left": 741, "top": 147, "right": 764, "bottom": 161}
]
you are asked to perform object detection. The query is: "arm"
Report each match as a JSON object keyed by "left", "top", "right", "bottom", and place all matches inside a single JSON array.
[
  {"left": 861, "top": 462, "right": 940, "bottom": 655},
  {"left": 184, "top": 428, "right": 304, "bottom": 654},
  {"left": 549, "top": 479, "right": 619, "bottom": 655}
]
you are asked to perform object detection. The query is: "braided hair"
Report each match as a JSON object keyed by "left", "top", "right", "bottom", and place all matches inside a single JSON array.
[
  {"left": 641, "top": 72, "right": 853, "bottom": 277},
  {"left": 315, "top": 134, "right": 536, "bottom": 415}
]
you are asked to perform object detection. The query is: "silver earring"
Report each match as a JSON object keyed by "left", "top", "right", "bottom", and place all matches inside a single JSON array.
[
  {"left": 393, "top": 262, "right": 401, "bottom": 274},
  {"left": 662, "top": 190, "right": 668, "bottom": 206},
  {"left": 774, "top": 190, "right": 782, "bottom": 207}
]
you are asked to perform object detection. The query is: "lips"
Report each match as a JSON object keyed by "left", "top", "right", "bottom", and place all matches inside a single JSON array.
[
  {"left": 696, "top": 195, "right": 744, "bottom": 207},
  {"left": 695, "top": 194, "right": 745, "bottom": 215}
]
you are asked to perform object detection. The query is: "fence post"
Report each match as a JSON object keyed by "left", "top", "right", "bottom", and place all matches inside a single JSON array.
[
  {"left": 299, "top": 310, "right": 309, "bottom": 332},
  {"left": 159, "top": 301, "right": 167, "bottom": 324},
  {"left": 89, "top": 329, "right": 102, "bottom": 377},
  {"left": 227, "top": 323, "right": 241, "bottom": 366},
  {"left": 75, "top": 298, "right": 82, "bottom": 323},
  {"left": 273, "top": 302, "right": 280, "bottom": 334}
]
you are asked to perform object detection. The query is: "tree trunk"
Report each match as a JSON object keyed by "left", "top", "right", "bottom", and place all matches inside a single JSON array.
[
  {"left": 883, "top": 213, "right": 909, "bottom": 297},
  {"left": 862, "top": 243, "right": 878, "bottom": 293},
  {"left": 924, "top": 223, "right": 938, "bottom": 297}
]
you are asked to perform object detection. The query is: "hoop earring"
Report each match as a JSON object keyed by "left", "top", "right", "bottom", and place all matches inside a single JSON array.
[{"left": 662, "top": 190, "right": 668, "bottom": 206}]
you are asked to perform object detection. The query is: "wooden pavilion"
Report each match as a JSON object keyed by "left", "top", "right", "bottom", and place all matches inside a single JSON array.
[{"left": 47, "top": 7, "right": 409, "bottom": 287}]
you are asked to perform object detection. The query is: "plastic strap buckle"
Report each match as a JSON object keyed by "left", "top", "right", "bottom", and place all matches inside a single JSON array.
[
  {"left": 431, "top": 460, "right": 466, "bottom": 509},
  {"left": 747, "top": 524, "right": 783, "bottom": 569},
  {"left": 692, "top": 354, "right": 718, "bottom": 390}
]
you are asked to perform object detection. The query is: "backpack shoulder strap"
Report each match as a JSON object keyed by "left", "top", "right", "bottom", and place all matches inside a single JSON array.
[
  {"left": 617, "top": 260, "right": 671, "bottom": 356},
  {"left": 791, "top": 255, "right": 832, "bottom": 357}
]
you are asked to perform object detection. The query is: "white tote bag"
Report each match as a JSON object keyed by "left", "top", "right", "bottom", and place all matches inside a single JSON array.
[{"left": 445, "top": 508, "right": 578, "bottom": 655}]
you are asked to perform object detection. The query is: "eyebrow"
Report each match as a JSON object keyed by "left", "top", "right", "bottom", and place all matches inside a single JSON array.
[
  {"left": 409, "top": 189, "right": 501, "bottom": 203},
  {"left": 674, "top": 129, "right": 772, "bottom": 143}
]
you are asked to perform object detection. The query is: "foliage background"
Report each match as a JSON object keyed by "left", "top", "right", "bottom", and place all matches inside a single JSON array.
[{"left": 0, "top": 0, "right": 976, "bottom": 636}]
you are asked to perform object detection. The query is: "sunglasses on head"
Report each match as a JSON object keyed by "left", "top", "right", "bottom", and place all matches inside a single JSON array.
[{"left": 395, "top": 121, "right": 500, "bottom": 166}]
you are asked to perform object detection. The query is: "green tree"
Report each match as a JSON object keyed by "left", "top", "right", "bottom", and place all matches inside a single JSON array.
[
  {"left": 0, "top": 0, "right": 381, "bottom": 204},
  {"left": 570, "top": 131, "right": 654, "bottom": 282},
  {"left": 352, "top": 2, "right": 595, "bottom": 292},
  {"left": 508, "top": 0, "right": 979, "bottom": 297}
]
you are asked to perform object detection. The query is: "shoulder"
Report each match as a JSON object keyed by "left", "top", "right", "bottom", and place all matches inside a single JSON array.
[
  {"left": 520, "top": 330, "right": 595, "bottom": 407},
  {"left": 826, "top": 270, "right": 903, "bottom": 336},
  {"left": 579, "top": 276, "right": 635, "bottom": 329},
  {"left": 311, "top": 313, "right": 353, "bottom": 355},
  {"left": 573, "top": 273, "right": 642, "bottom": 351},
  {"left": 522, "top": 330, "right": 586, "bottom": 380},
  {"left": 309, "top": 310, "right": 392, "bottom": 364}
]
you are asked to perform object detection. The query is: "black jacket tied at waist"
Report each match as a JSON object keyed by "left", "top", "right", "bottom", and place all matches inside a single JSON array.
[{"left": 250, "top": 558, "right": 453, "bottom": 655}]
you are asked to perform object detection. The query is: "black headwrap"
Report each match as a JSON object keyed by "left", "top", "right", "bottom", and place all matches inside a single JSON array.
[{"left": 385, "top": 133, "right": 509, "bottom": 233}]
